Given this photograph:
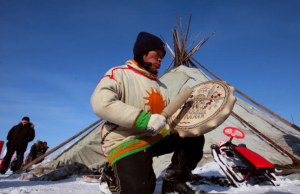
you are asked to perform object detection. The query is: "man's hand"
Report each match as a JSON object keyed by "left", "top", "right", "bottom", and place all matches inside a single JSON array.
[{"left": 146, "top": 114, "right": 169, "bottom": 136}]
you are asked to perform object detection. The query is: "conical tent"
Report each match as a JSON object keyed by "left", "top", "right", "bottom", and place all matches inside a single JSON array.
[
  {"left": 153, "top": 15, "right": 300, "bottom": 175},
  {"left": 49, "top": 16, "right": 300, "bottom": 175},
  {"left": 49, "top": 122, "right": 107, "bottom": 171},
  {"left": 154, "top": 66, "right": 300, "bottom": 171}
]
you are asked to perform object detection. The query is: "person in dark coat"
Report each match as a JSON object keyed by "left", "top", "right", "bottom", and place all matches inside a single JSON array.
[
  {"left": 29, "top": 140, "right": 49, "bottom": 163},
  {"left": 0, "top": 117, "right": 35, "bottom": 174}
]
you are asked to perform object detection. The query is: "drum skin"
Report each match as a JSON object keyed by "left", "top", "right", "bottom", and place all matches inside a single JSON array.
[{"left": 168, "top": 80, "right": 236, "bottom": 137}]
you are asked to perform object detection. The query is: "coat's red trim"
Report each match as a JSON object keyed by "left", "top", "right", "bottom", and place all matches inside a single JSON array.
[
  {"left": 97, "top": 68, "right": 128, "bottom": 100},
  {"left": 98, "top": 75, "right": 114, "bottom": 84},
  {"left": 98, "top": 62, "right": 157, "bottom": 86},
  {"left": 126, "top": 65, "right": 157, "bottom": 81},
  {"left": 110, "top": 67, "right": 129, "bottom": 80},
  {"left": 130, "top": 59, "right": 158, "bottom": 78}
]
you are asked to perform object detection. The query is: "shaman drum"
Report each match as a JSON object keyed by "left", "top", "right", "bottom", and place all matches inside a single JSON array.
[{"left": 168, "top": 80, "right": 236, "bottom": 137}]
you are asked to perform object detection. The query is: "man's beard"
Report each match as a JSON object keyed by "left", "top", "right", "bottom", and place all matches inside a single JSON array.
[{"left": 142, "top": 61, "right": 158, "bottom": 74}]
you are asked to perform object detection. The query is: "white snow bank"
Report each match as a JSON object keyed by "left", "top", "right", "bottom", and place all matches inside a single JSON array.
[{"left": 1, "top": 162, "right": 300, "bottom": 194}]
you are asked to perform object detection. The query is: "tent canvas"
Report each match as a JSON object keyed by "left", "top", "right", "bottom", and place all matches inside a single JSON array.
[
  {"left": 49, "top": 65, "right": 300, "bottom": 174},
  {"left": 49, "top": 16, "right": 300, "bottom": 176}
]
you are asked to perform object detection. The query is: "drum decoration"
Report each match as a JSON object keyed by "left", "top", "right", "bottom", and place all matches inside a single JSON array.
[{"left": 168, "top": 80, "right": 236, "bottom": 137}]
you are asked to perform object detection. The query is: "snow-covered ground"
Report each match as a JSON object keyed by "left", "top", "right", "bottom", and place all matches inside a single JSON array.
[{"left": 1, "top": 161, "right": 299, "bottom": 194}]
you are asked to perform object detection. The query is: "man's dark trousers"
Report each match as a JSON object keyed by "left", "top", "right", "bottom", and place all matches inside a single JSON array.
[
  {"left": 0, "top": 149, "right": 24, "bottom": 173},
  {"left": 110, "top": 133, "right": 205, "bottom": 194}
]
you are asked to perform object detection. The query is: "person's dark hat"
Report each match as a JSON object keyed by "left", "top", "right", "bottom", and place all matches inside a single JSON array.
[
  {"left": 133, "top": 32, "right": 166, "bottom": 59},
  {"left": 22, "top": 117, "right": 30, "bottom": 122},
  {"left": 42, "top": 141, "right": 49, "bottom": 148}
]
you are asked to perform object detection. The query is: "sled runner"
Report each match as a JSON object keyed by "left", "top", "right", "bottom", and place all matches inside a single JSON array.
[{"left": 211, "top": 127, "right": 280, "bottom": 187}]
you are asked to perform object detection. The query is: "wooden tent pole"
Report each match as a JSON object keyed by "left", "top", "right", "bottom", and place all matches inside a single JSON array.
[
  {"left": 191, "top": 57, "right": 300, "bottom": 133},
  {"left": 15, "top": 118, "right": 103, "bottom": 174},
  {"left": 173, "top": 29, "right": 180, "bottom": 67},
  {"left": 231, "top": 112, "right": 300, "bottom": 164},
  {"left": 165, "top": 58, "right": 175, "bottom": 71}
]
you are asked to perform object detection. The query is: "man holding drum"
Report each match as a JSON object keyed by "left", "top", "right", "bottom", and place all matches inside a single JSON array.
[{"left": 91, "top": 32, "right": 205, "bottom": 194}]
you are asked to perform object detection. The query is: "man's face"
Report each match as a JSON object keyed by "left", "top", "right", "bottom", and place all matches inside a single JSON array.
[
  {"left": 142, "top": 49, "right": 164, "bottom": 72},
  {"left": 21, "top": 120, "right": 28, "bottom": 125}
]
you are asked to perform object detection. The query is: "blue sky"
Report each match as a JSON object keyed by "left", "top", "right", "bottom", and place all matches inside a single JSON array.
[{"left": 1, "top": 0, "right": 299, "bottom": 157}]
